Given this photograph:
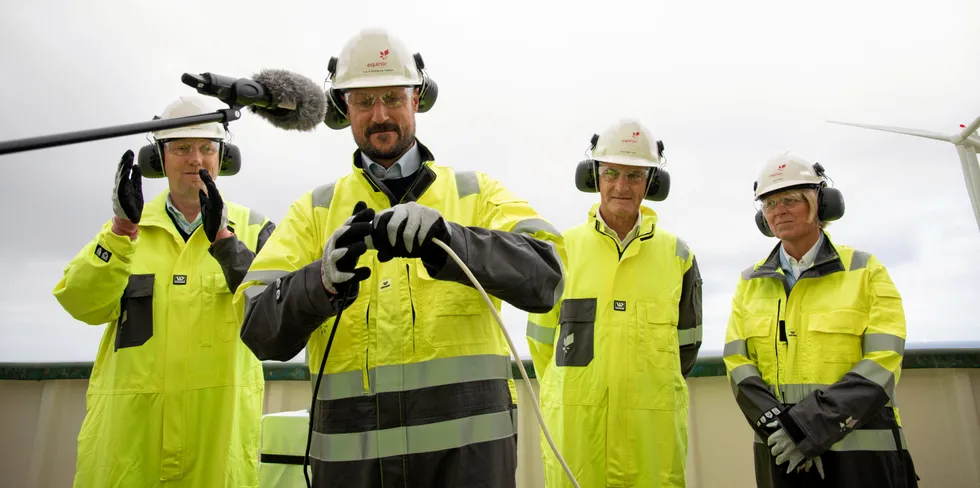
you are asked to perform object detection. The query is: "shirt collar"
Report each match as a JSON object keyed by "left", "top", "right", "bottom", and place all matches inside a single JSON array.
[
  {"left": 596, "top": 209, "right": 642, "bottom": 248},
  {"left": 361, "top": 143, "right": 422, "bottom": 180},
  {"left": 779, "top": 231, "right": 824, "bottom": 276},
  {"left": 165, "top": 193, "right": 202, "bottom": 235}
]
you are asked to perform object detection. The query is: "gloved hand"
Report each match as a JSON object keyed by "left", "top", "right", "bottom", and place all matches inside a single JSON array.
[
  {"left": 321, "top": 201, "right": 375, "bottom": 295},
  {"left": 198, "top": 169, "right": 229, "bottom": 243},
  {"left": 798, "top": 456, "right": 826, "bottom": 479},
  {"left": 766, "top": 421, "right": 806, "bottom": 474},
  {"left": 112, "top": 150, "right": 143, "bottom": 224},
  {"left": 368, "top": 202, "right": 450, "bottom": 263}
]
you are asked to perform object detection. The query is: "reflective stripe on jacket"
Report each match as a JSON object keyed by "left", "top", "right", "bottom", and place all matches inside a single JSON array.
[
  {"left": 723, "top": 232, "right": 919, "bottom": 487},
  {"left": 53, "top": 189, "right": 274, "bottom": 488},
  {"left": 234, "top": 140, "right": 566, "bottom": 487},
  {"left": 526, "top": 204, "right": 703, "bottom": 488}
]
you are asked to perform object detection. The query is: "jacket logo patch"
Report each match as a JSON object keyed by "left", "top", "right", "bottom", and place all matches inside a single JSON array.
[
  {"left": 380, "top": 279, "right": 391, "bottom": 290},
  {"left": 94, "top": 244, "right": 112, "bottom": 263},
  {"left": 613, "top": 300, "right": 626, "bottom": 311},
  {"left": 173, "top": 275, "right": 187, "bottom": 285},
  {"left": 562, "top": 333, "right": 574, "bottom": 354}
]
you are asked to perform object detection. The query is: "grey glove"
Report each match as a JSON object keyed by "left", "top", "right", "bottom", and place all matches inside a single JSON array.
[
  {"left": 798, "top": 456, "right": 825, "bottom": 479},
  {"left": 112, "top": 150, "right": 143, "bottom": 223},
  {"left": 320, "top": 201, "right": 375, "bottom": 295},
  {"left": 766, "top": 421, "right": 806, "bottom": 474},
  {"left": 367, "top": 202, "right": 450, "bottom": 263}
]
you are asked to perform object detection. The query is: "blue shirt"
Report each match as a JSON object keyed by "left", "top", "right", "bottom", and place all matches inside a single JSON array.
[
  {"left": 361, "top": 143, "right": 422, "bottom": 180},
  {"left": 778, "top": 232, "right": 824, "bottom": 289},
  {"left": 165, "top": 193, "right": 202, "bottom": 235}
]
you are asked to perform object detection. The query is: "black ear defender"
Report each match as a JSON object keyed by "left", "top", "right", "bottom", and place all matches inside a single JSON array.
[
  {"left": 574, "top": 134, "right": 670, "bottom": 201},
  {"left": 137, "top": 141, "right": 242, "bottom": 179},
  {"left": 323, "top": 52, "right": 438, "bottom": 130},
  {"left": 754, "top": 162, "right": 845, "bottom": 237}
]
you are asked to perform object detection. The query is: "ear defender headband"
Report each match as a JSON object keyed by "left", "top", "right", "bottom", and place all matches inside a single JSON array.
[
  {"left": 753, "top": 162, "right": 845, "bottom": 237},
  {"left": 574, "top": 133, "right": 671, "bottom": 202},
  {"left": 323, "top": 52, "right": 439, "bottom": 130}
]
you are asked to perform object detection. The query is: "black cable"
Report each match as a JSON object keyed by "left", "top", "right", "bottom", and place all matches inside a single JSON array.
[{"left": 303, "top": 283, "right": 358, "bottom": 488}]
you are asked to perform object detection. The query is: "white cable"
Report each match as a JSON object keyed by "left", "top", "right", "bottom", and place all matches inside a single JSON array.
[{"left": 432, "top": 237, "right": 581, "bottom": 488}]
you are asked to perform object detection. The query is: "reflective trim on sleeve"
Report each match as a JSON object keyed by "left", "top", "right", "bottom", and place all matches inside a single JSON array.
[
  {"left": 678, "top": 324, "right": 702, "bottom": 346},
  {"left": 248, "top": 209, "right": 266, "bottom": 226},
  {"left": 455, "top": 171, "right": 480, "bottom": 199},
  {"left": 776, "top": 382, "right": 896, "bottom": 407},
  {"left": 863, "top": 333, "right": 906, "bottom": 355},
  {"left": 526, "top": 320, "right": 556, "bottom": 345},
  {"left": 243, "top": 269, "right": 290, "bottom": 285},
  {"left": 676, "top": 237, "right": 690, "bottom": 261},
  {"left": 730, "top": 363, "right": 762, "bottom": 385},
  {"left": 310, "top": 410, "right": 515, "bottom": 462},
  {"left": 316, "top": 354, "right": 512, "bottom": 402},
  {"left": 511, "top": 218, "right": 561, "bottom": 237},
  {"left": 312, "top": 183, "right": 336, "bottom": 209},
  {"left": 850, "top": 250, "right": 871, "bottom": 271},
  {"left": 723, "top": 339, "right": 748, "bottom": 358}
]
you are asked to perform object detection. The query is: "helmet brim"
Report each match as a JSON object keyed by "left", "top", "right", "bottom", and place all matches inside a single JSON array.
[
  {"left": 595, "top": 154, "right": 661, "bottom": 168},
  {"left": 333, "top": 76, "right": 421, "bottom": 90},
  {"left": 756, "top": 180, "right": 820, "bottom": 200}
]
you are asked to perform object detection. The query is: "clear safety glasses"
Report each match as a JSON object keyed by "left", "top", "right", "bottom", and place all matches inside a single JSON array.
[
  {"left": 344, "top": 87, "right": 412, "bottom": 112},
  {"left": 763, "top": 193, "right": 805, "bottom": 211},
  {"left": 597, "top": 165, "right": 649, "bottom": 184},
  {"left": 164, "top": 140, "right": 219, "bottom": 157}
]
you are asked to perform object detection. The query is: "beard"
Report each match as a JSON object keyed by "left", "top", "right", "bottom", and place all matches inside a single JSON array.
[{"left": 358, "top": 121, "right": 415, "bottom": 161}]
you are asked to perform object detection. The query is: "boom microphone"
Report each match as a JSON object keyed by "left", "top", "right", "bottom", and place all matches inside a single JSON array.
[{"left": 182, "top": 69, "right": 327, "bottom": 132}]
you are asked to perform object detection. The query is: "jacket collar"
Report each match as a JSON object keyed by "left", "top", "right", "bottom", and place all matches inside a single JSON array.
[
  {"left": 351, "top": 138, "right": 438, "bottom": 207},
  {"left": 744, "top": 230, "right": 845, "bottom": 291}
]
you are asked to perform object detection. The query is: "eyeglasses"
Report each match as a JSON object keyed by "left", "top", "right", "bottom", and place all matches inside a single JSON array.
[
  {"left": 598, "top": 165, "right": 649, "bottom": 184},
  {"left": 345, "top": 88, "right": 411, "bottom": 111},
  {"left": 763, "top": 194, "right": 805, "bottom": 211},
  {"left": 164, "top": 141, "right": 219, "bottom": 157}
]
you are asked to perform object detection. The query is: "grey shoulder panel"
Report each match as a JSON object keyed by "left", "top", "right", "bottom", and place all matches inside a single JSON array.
[
  {"left": 455, "top": 171, "right": 480, "bottom": 199},
  {"left": 312, "top": 183, "right": 337, "bottom": 209}
]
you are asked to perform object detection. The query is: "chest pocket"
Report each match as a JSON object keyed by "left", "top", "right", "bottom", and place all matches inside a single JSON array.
[
  {"left": 203, "top": 272, "right": 238, "bottom": 345},
  {"left": 415, "top": 264, "right": 490, "bottom": 348},
  {"left": 115, "top": 274, "right": 155, "bottom": 351},
  {"left": 805, "top": 309, "right": 867, "bottom": 364}
]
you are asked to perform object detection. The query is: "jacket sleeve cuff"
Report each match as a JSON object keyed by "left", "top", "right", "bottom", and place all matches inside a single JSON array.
[
  {"left": 100, "top": 226, "right": 138, "bottom": 258},
  {"left": 423, "top": 222, "right": 463, "bottom": 281},
  {"left": 778, "top": 407, "right": 819, "bottom": 457}
]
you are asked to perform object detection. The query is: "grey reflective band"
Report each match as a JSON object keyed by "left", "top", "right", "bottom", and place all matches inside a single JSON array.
[
  {"left": 526, "top": 320, "right": 556, "bottom": 345},
  {"left": 243, "top": 269, "right": 290, "bottom": 285},
  {"left": 850, "top": 250, "right": 871, "bottom": 271},
  {"left": 676, "top": 237, "right": 690, "bottom": 261},
  {"left": 755, "top": 427, "right": 907, "bottom": 452},
  {"left": 456, "top": 171, "right": 480, "bottom": 199},
  {"left": 770, "top": 381, "right": 896, "bottom": 407},
  {"left": 863, "top": 333, "right": 905, "bottom": 355},
  {"left": 248, "top": 209, "right": 266, "bottom": 226},
  {"left": 316, "top": 354, "right": 512, "bottom": 401},
  {"left": 723, "top": 339, "right": 748, "bottom": 358},
  {"left": 678, "top": 324, "right": 702, "bottom": 346},
  {"left": 729, "top": 363, "right": 762, "bottom": 385},
  {"left": 312, "top": 183, "right": 336, "bottom": 209},
  {"left": 310, "top": 409, "right": 516, "bottom": 462},
  {"left": 511, "top": 218, "right": 561, "bottom": 238}
]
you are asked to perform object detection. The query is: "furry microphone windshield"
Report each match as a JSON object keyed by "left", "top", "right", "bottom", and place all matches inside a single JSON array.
[{"left": 248, "top": 69, "right": 328, "bottom": 132}]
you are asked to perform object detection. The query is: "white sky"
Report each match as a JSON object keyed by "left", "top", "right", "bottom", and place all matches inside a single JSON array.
[{"left": 1, "top": 0, "right": 978, "bottom": 364}]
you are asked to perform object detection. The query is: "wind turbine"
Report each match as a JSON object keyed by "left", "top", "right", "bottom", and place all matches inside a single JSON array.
[{"left": 827, "top": 115, "right": 980, "bottom": 233}]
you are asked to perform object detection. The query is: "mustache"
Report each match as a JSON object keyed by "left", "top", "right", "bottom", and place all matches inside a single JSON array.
[{"left": 366, "top": 123, "right": 400, "bottom": 137}]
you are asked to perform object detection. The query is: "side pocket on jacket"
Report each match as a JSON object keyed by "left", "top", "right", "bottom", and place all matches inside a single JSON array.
[
  {"left": 555, "top": 298, "right": 597, "bottom": 367},
  {"left": 115, "top": 274, "right": 155, "bottom": 351}
]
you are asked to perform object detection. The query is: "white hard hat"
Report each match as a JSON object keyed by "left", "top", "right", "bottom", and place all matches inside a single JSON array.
[
  {"left": 592, "top": 119, "right": 663, "bottom": 168},
  {"left": 754, "top": 151, "right": 822, "bottom": 200},
  {"left": 151, "top": 95, "right": 227, "bottom": 141},
  {"left": 330, "top": 28, "right": 423, "bottom": 90}
]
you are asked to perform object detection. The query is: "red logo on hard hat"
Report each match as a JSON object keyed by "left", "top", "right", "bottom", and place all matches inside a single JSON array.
[
  {"left": 622, "top": 131, "right": 640, "bottom": 144},
  {"left": 380, "top": 49, "right": 389, "bottom": 60},
  {"left": 770, "top": 163, "right": 787, "bottom": 179}
]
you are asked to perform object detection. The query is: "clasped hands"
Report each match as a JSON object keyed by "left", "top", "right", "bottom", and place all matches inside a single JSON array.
[
  {"left": 319, "top": 201, "right": 450, "bottom": 295},
  {"left": 766, "top": 421, "right": 825, "bottom": 479}
]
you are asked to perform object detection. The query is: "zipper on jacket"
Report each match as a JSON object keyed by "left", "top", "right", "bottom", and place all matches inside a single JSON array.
[
  {"left": 363, "top": 303, "right": 370, "bottom": 392},
  {"left": 406, "top": 263, "right": 416, "bottom": 352},
  {"left": 774, "top": 299, "right": 782, "bottom": 402}
]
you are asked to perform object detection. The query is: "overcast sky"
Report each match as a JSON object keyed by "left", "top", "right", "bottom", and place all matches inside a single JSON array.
[{"left": 1, "top": 0, "right": 978, "bottom": 364}]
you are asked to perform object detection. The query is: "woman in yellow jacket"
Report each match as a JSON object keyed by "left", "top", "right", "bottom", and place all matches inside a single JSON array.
[
  {"left": 723, "top": 151, "right": 919, "bottom": 487},
  {"left": 52, "top": 96, "right": 276, "bottom": 488},
  {"left": 527, "top": 119, "right": 703, "bottom": 487}
]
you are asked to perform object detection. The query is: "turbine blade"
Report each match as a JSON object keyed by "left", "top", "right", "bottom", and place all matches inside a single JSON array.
[
  {"left": 827, "top": 120, "right": 953, "bottom": 143},
  {"left": 957, "top": 115, "right": 980, "bottom": 141}
]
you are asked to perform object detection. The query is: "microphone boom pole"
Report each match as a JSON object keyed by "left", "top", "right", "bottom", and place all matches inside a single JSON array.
[{"left": 0, "top": 107, "right": 242, "bottom": 156}]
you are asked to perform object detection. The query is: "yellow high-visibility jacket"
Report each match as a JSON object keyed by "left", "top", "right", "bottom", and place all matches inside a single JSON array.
[
  {"left": 723, "top": 231, "right": 919, "bottom": 487},
  {"left": 527, "top": 204, "right": 703, "bottom": 488},
  {"left": 233, "top": 140, "right": 566, "bottom": 488},
  {"left": 53, "top": 189, "right": 275, "bottom": 488}
]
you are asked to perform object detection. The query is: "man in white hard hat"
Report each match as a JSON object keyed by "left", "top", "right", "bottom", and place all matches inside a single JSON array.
[
  {"left": 527, "top": 119, "right": 703, "bottom": 487},
  {"left": 53, "top": 95, "right": 276, "bottom": 488},
  {"left": 233, "top": 28, "right": 566, "bottom": 488},
  {"left": 722, "top": 151, "right": 919, "bottom": 487}
]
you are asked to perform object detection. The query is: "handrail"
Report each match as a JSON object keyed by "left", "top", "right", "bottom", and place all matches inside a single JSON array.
[{"left": 2, "top": 342, "right": 978, "bottom": 381}]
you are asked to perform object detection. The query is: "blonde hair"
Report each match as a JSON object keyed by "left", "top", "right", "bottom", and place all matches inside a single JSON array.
[{"left": 768, "top": 187, "right": 829, "bottom": 229}]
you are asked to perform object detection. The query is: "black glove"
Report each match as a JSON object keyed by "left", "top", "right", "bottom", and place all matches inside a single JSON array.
[
  {"left": 112, "top": 150, "right": 144, "bottom": 223},
  {"left": 368, "top": 202, "right": 450, "bottom": 264},
  {"left": 321, "top": 201, "right": 375, "bottom": 295},
  {"left": 198, "top": 169, "right": 228, "bottom": 243}
]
